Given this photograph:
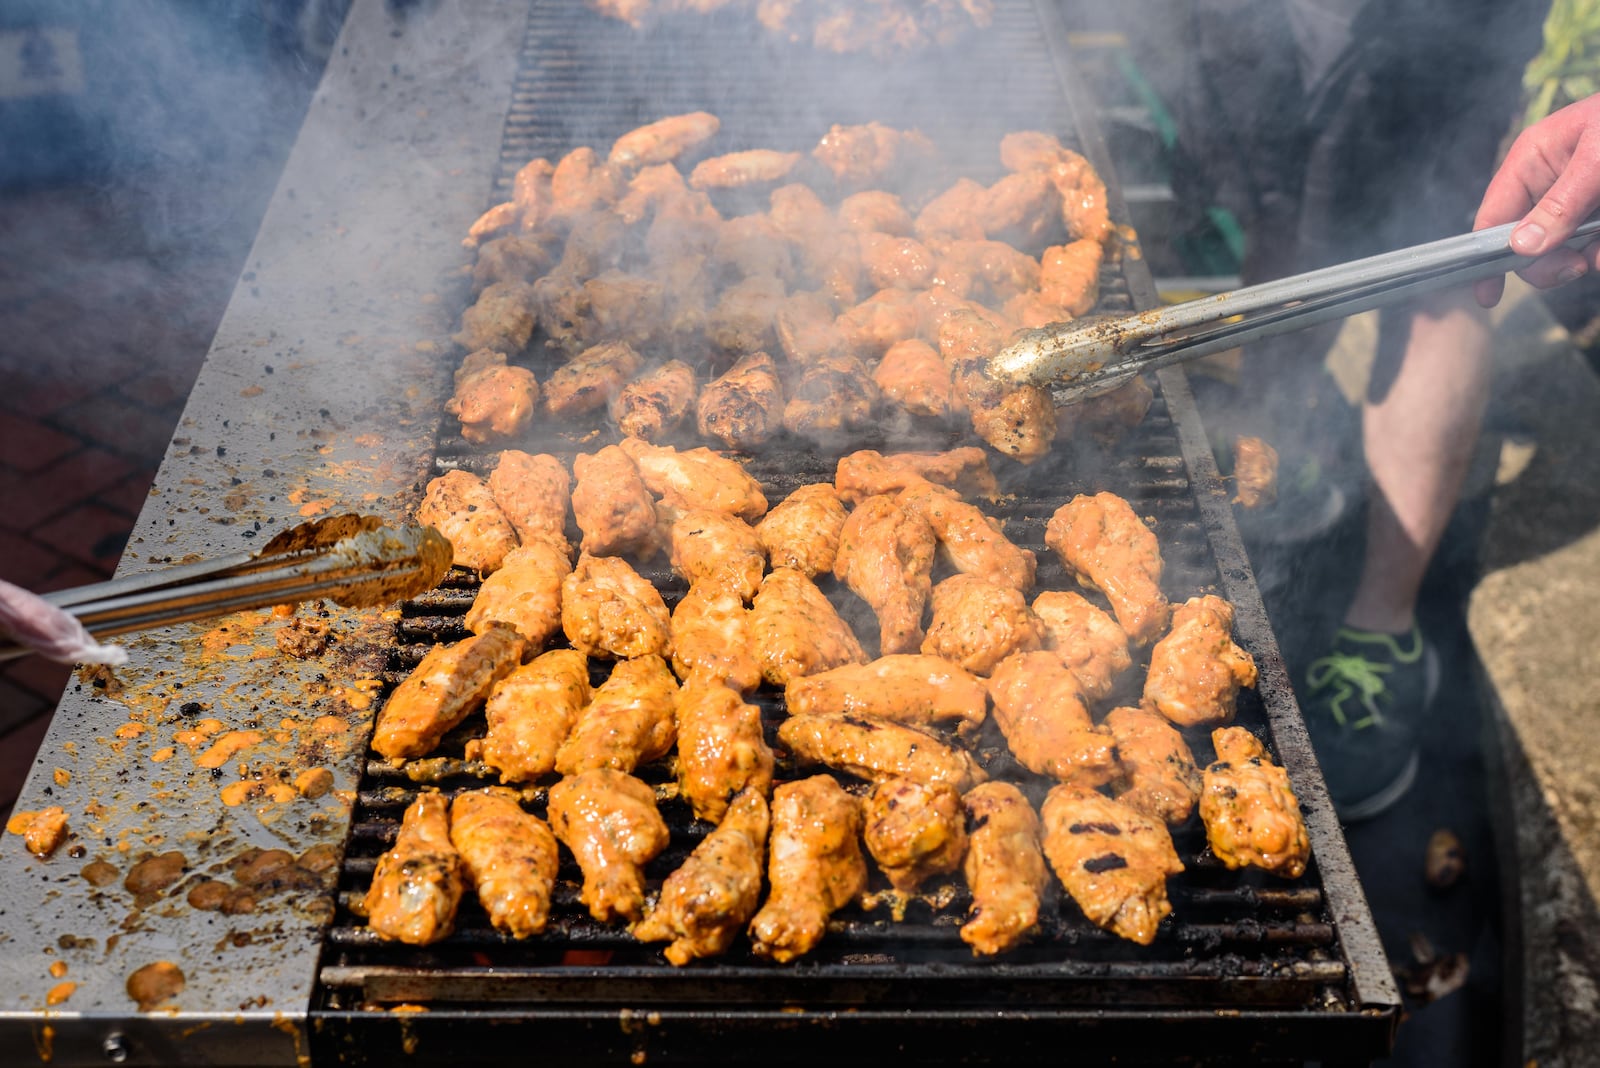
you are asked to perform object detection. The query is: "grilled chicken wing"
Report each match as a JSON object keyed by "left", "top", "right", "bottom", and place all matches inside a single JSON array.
[
  {"left": 1038, "top": 239, "right": 1102, "bottom": 318},
  {"left": 769, "top": 183, "right": 844, "bottom": 277},
  {"left": 670, "top": 577, "right": 762, "bottom": 692},
  {"left": 1047, "top": 149, "right": 1112, "bottom": 245},
  {"left": 1200, "top": 727, "right": 1309, "bottom": 878},
  {"left": 783, "top": 353, "right": 882, "bottom": 442},
  {"left": 690, "top": 149, "right": 802, "bottom": 190},
  {"left": 450, "top": 788, "right": 561, "bottom": 938},
  {"left": 560, "top": 554, "right": 672, "bottom": 659},
  {"left": 981, "top": 169, "right": 1061, "bottom": 250},
  {"left": 619, "top": 437, "right": 769, "bottom": 522},
  {"left": 696, "top": 351, "right": 786, "bottom": 450},
  {"left": 711, "top": 214, "right": 795, "bottom": 284},
  {"left": 859, "top": 231, "right": 938, "bottom": 290},
  {"left": 549, "top": 145, "right": 625, "bottom": 219},
  {"left": 488, "top": 450, "right": 573, "bottom": 554},
  {"left": 784, "top": 654, "right": 988, "bottom": 739},
  {"left": 835, "top": 287, "right": 921, "bottom": 361},
  {"left": 960, "top": 781, "right": 1049, "bottom": 956},
  {"left": 987, "top": 651, "right": 1119, "bottom": 788},
  {"left": 609, "top": 111, "right": 721, "bottom": 169},
  {"left": 472, "top": 231, "right": 559, "bottom": 291},
  {"left": 1104, "top": 705, "right": 1202, "bottom": 826},
  {"left": 778, "top": 712, "right": 987, "bottom": 792},
  {"left": 748, "top": 775, "right": 867, "bottom": 962},
  {"left": 834, "top": 448, "right": 998, "bottom": 505},
  {"left": 940, "top": 308, "right": 1056, "bottom": 463},
  {"left": 447, "top": 350, "right": 540, "bottom": 444},
  {"left": 707, "top": 273, "right": 786, "bottom": 354},
  {"left": 454, "top": 281, "right": 539, "bottom": 355},
  {"left": 921, "top": 574, "right": 1045, "bottom": 676},
  {"left": 936, "top": 238, "right": 1041, "bottom": 304},
  {"left": 1073, "top": 375, "right": 1155, "bottom": 446},
  {"left": 556, "top": 654, "right": 680, "bottom": 774},
  {"left": 611, "top": 359, "right": 698, "bottom": 440},
  {"left": 1030, "top": 590, "right": 1131, "bottom": 703},
  {"left": 615, "top": 162, "right": 693, "bottom": 224},
  {"left": 634, "top": 785, "right": 770, "bottom": 964},
  {"left": 1143, "top": 595, "right": 1257, "bottom": 729},
  {"left": 1044, "top": 492, "right": 1170, "bottom": 646},
  {"left": 1232, "top": 436, "right": 1279, "bottom": 508},
  {"left": 873, "top": 338, "right": 962, "bottom": 419},
  {"left": 548, "top": 768, "right": 670, "bottom": 923},
  {"left": 811, "top": 121, "right": 933, "bottom": 191},
  {"left": 674, "top": 674, "right": 775, "bottom": 823},
  {"left": 669, "top": 508, "right": 767, "bottom": 601},
  {"left": 914, "top": 177, "right": 989, "bottom": 244},
  {"left": 470, "top": 648, "right": 592, "bottom": 784},
  {"left": 364, "top": 792, "right": 463, "bottom": 945},
  {"left": 1040, "top": 785, "right": 1184, "bottom": 946},
  {"left": 372, "top": 625, "right": 525, "bottom": 763},
  {"left": 775, "top": 290, "right": 851, "bottom": 365},
  {"left": 864, "top": 778, "right": 968, "bottom": 894},
  {"left": 571, "top": 445, "right": 663, "bottom": 558},
  {"left": 417, "top": 469, "right": 519, "bottom": 574},
  {"left": 748, "top": 566, "right": 866, "bottom": 685},
  {"left": 897, "top": 480, "right": 1036, "bottom": 592},
  {"left": 754, "top": 482, "right": 848, "bottom": 578},
  {"left": 838, "top": 190, "right": 913, "bottom": 235},
  {"left": 463, "top": 538, "right": 573, "bottom": 649},
  {"left": 834, "top": 494, "right": 936, "bottom": 655},
  {"left": 545, "top": 340, "right": 646, "bottom": 418}
]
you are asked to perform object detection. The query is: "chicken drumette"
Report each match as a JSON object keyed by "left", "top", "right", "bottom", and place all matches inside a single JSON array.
[
  {"left": 1103, "top": 704, "right": 1202, "bottom": 826},
  {"left": 834, "top": 494, "right": 937, "bottom": 655},
  {"left": 921, "top": 574, "right": 1045, "bottom": 676},
  {"left": 960, "top": 781, "right": 1049, "bottom": 956},
  {"left": 673, "top": 674, "right": 775, "bottom": 824},
  {"left": 987, "top": 651, "right": 1119, "bottom": 788},
  {"left": 1200, "top": 727, "right": 1310, "bottom": 878},
  {"left": 1044, "top": 492, "right": 1170, "bottom": 646},
  {"left": 863, "top": 777, "right": 968, "bottom": 895},
  {"left": 549, "top": 769, "right": 670, "bottom": 924},
  {"left": 1142, "top": 595, "right": 1257, "bottom": 729},
  {"left": 561, "top": 554, "right": 672, "bottom": 659},
  {"left": 748, "top": 775, "right": 867, "bottom": 962},
  {"left": 363, "top": 792, "right": 463, "bottom": 945}
]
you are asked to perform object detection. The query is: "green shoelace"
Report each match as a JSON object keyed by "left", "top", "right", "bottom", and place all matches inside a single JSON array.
[{"left": 1305, "top": 627, "right": 1425, "bottom": 730}]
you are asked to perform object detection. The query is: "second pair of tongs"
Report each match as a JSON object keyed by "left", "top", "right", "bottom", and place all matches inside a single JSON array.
[{"left": 988, "top": 216, "right": 1600, "bottom": 401}]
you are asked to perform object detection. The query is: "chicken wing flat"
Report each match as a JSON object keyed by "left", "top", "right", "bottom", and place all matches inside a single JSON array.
[
  {"left": 619, "top": 437, "right": 769, "bottom": 522},
  {"left": 749, "top": 567, "right": 866, "bottom": 686},
  {"left": 1200, "top": 727, "right": 1310, "bottom": 878},
  {"left": 835, "top": 287, "right": 921, "bottom": 361},
  {"left": 453, "top": 281, "right": 539, "bottom": 355},
  {"left": 609, "top": 111, "right": 721, "bottom": 169},
  {"left": 545, "top": 341, "right": 646, "bottom": 418},
  {"left": 834, "top": 494, "right": 936, "bottom": 655},
  {"left": 834, "top": 448, "right": 999, "bottom": 505},
  {"left": 712, "top": 214, "right": 795, "bottom": 283},
  {"left": 488, "top": 450, "right": 573, "bottom": 555},
  {"left": 707, "top": 273, "right": 786, "bottom": 355},
  {"left": 611, "top": 359, "right": 698, "bottom": 441},
  {"left": 1038, "top": 239, "right": 1102, "bottom": 318},
  {"left": 669, "top": 508, "right": 767, "bottom": 602},
  {"left": 372, "top": 625, "right": 525, "bottom": 763},
  {"left": 940, "top": 309, "right": 1057, "bottom": 463},
  {"left": 471, "top": 648, "right": 592, "bottom": 784},
  {"left": 859, "top": 231, "right": 938, "bottom": 290},
  {"left": 1232, "top": 435, "right": 1279, "bottom": 508},
  {"left": 634, "top": 785, "right": 770, "bottom": 964},
  {"left": 450, "top": 788, "right": 561, "bottom": 939},
  {"left": 548, "top": 768, "right": 670, "bottom": 923},
  {"left": 549, "top": 145, "right": 625, "bottom": 219},
  {"left": 556, "top": 654, "right": 680, "bottom": 775},
  {"left": 463, "top": 539, "right": 573, "bottom": 649},
  {"left": 571, "top": 445, "right": 662, "bottom": 558},
  {"left": 1104, "top": 705, "right": 1202, "bottom": 826},
  {"left": 748, "top": 775, "right": 868, "bottom": 962},
  {"left": 689, "top": 149, "right": 802, "bottom": 190},
  {"left": 784, "top": 653, "right": 988, "bottom": 740},
  {"left": 839, "top": 190, "right": 913, "bottom": 235},
  {"left": 674, "top": 674, "right": 775, "bottom": 823},
  {"left": 670, "top": 577, "right": 762, "bottom": 692},
  {"left": 472, "top": 231, "right": 559, "bottom": 291},
  {"left": 561, "top": 553, "right": 672, "bottom": 659},
  {"left": 1030, "top": 590, "right": 1131, "bottom": 703},
  {"left": 417, "top": 469, "right": 519, "bottom": 574},
  {"left": 921, "top": 574, "right": 1045, "bottom": 677},
  {"left": 696, "top": 350, "right": 785, "bottom": 450},
  {"left": 987, "top": 651, "right": 1119, "bottom": 788},
  {"left": 937, "top": 239, "right": 1041, "bottom": 304},
  {"left": 873, "top": 338, "right": 962, "bottom": 419},
  {"left": 783, "top": 353, "right": 882, "bottom": 442},
  {"left": 364, "top": 792, "right": 463, "bottom": 944},
  {"left": 616, "top": 163, "right": 692, "bottom": 225},
  {"left": 1044, "top": 492, "right": 1170, "bottom": 647},
  {"left": 811, "top": 121, "right": 934, "bottom": 192},
  {"left": 769, "top": 183, "right": 843, "bottom": 277},
  {"left": 447, "top": 350, "right": 540, "bottom": 444},
  {"left": 897, "top": 480, "right": 1036, "bottom": 592},
  {"left": 754, "top": 482, "right": 847, "bottom": 578},
  {"left": 864, "top": 778, "right": 967, "bottom": 894},
  {"left": 1040, "top": 785, "right": 1184, "bottom": 946},
  {"left": 778, "top": 712, "right": 987, "bottom": 792},
  {"left": 1143, "top": 595, "right": 1257, "bottom": 729},
  {"left": 960, "top": 781, "right": 1049, "bottom": 956}
]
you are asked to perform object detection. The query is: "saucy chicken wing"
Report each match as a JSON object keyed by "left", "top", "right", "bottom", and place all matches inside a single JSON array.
[
  {"left": 1040, "top": 785, "right": 1184, "bottom": 946},
  {"left": 689, "top": 149, "right": 802, "bottom": 190},
  {"left": 670, "top": 577, "right": 762, "bottom": 692},
  {"left": 920, "top": 574, "right": 1045, "bottom": 676},
  {"left": 610, "top": 358, "right": 698, "bottom": 441},
  {"left": 547, "top": 768, "right": 670, "bottom": 924},
  {"left": 544, "top": 341, "right": 646, "bottom": 418},
  {"left": 696, "top": 351, "right": 786, "bottom": 450},
  {"left": 864, "top": 777, "right": 968, "bottom": 894},
  {"left": 1232, "top": 435, "right": 1279, "bottom": 508},
  {"left": 784, "top": 653, "right": 988, "bottom": 739},
  {"left": 834, "top": 494, "right": 937, "bottom": 655},
  {"left": 571, "top": 445, "right": 662, "bottom": 558},
  {"left": 748, "top": 775, "right": 867, "bottom": 962},
  {"left": 470, "top": 648, "right": 592, "bottom": 784},
  {"left": 811, "top": 121, "right": 933, "bottom": 191},
  {"left": 1044, "top": 492, "right": 1170, "bottom": 646},
  {"left": 673, "top": 674, "right": 775, "bottom": 823},
  {"left": 987, "top": 651, "right": 1119, "bottom": 788},
  {"left": 488, "top": 450, "right": 573, "bottom": 555},
  {"left": 778, "top": 712, "right": 987, "bottom": 792},
  {"left": 754, "top": 482, "right": 848, "bottom": 578},
  {"left": 1030, "top": 590, "right": 1131, "bottom": 703},
  {"left": 873, "top": 338, "right": 962, "bottom": 419},
  {"left": 960, "top": 781, "right": 1049, "bottom": 956},
  {"left": 748, "top": 566, "right": 866, "bottom": 685},
  {"left": 782, "top": 353, "right": 882, "bottom": 442},
  {"left": 859, "top": 231, "right": 938, "bottom": 290},
  {"left": 834, "top": 287, "right": 920, "bottom": 360},
  {"left": 834, "top": 448, "right": 999, "bottom": 505},
  {"left": 364, "top": 792, "right": 463, "bottom": 945},
  {"left": 940, "top": 308, "right": 1056, "bottom": 463},
  {"left": 668, "top": 508, "right": 767, "bottom": 602},
  {"left": 555, "top": 654, "right": 680, "bottom": 775},
  {"left": 897, "top": 480, "right": 1036, "bottom": 592},
  {"left": 1200, "top": 727, "right": 1310, "bottom": 878},
  {"left": 463, "top": 538, "right": 573, "bottom": 649},
  {"left": 447, "top": 350, "right": 540, "bottom": 444},
  {"left": 838, "top": 190, "right": 913, "bottom": 235},
  {"left": 609, "top": 111, "right": 721, "bottom": 169},
  {"left": 1103, "top": 705, "right": 1202, "bottom": 826},
  {"left": 619, "top": 437, "right": 769, "bottom": 522},
  {"left": 450, "top": 788, "right": 561, "bottom": 938},
  {"left": 560, "top": 554, "right": 672, "bottom": 660},
  {"left": 372, "top": 625, "right": 525, "bottom": 763},
  {"left": 1142, "top": 595, "right": 1257, "bottom": 729},
  {"left": 417, "top": 469, "right": 519, "bottom": 574},
  {"left": 453, "top": 281, "right": 539, "bottom": 355},
  {"left": 1037, "top": 239, "right": 1102, "bottom": 318}
]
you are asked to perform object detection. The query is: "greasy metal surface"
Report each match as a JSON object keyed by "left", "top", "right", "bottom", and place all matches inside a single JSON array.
[{"left": 0, "top": 2, "right": 525, "bottom": 1064}]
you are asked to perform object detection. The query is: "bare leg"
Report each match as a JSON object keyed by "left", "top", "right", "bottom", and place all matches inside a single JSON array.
[{"left": 1343, "top": 290, "right": 1491, "bottom": 634}]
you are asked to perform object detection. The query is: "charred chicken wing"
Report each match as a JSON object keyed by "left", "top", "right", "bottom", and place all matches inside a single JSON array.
[
  {"left": 372, "top": 625, "right": 525, "bottom": 763},
  {"left": 450, "top": 788, "right": 561, "bottom": 938},
  {"left": 610, "top": 359, "right": 698, "bottom": 441},
  {"left": 864, "top": 777, "right": 968, "bottom": 894},
  {"left": 1040, "top": 785, "right": 1184, "bottom": 945},
  {"left": 1103, "top": 705, "right": 1202, "bottom": 826},
  {"left": 560, "top": 553, "right": 672, "bottom": 659},
  {"left": 547, "top": 768, "right": 670, "bottom": 923},
  {"left": 748, "top": 775, "right": 867, "bottom": 962},
  {"left": 960, "top": 781, "right": 1048, "bottom": 956},
  {"left": 696, "top": 351, "right": 786, "bottom": 450},
  {"left": 364, "top": 792, "right": 463, "bottom": 945},
  {"left": 1142, "top": 595, "right": 1257, "bottom": 729},
  {"left": 1200, "top": 727, "right": 1310, "bottom": 878},
  {"left": 778, "top": 712, "right": 987, "bottom": 792},
  {"left": 544, "top": 340, "right": 646, "bottom": 418}
]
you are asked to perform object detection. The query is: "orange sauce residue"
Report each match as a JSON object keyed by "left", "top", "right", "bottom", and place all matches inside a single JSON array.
[
  {"left": 200, "top": 612, "right": 272, "bottom": 657},
  {"left": 220, "top": 782, "right": 263, "bottom": 808},
  {"left": 52, "top": 769, "right": 70, "bottom": 787},
  {"left": 48, "top": 961, "right": 67, "bottom": 979},
  {"left": 114, "top": 723, "right": 145, "bottom": 740},
  {"left": 175, "top": 719, "right": 226, "bottom": 751},
  {"left": 311, "top": 715, "right": 350, "bottom": 736},
  {"left": 195, "top": 731, "right": 265, "bottom": 770},
  {"left": 45, "top": 982, "right": 75, "bottom": 1006},
  {"left": 151, "top": 748, "right": 176, "bottom": 763},
  {"left": 341, "top": 680, "right": 382, "bottom": 712}
]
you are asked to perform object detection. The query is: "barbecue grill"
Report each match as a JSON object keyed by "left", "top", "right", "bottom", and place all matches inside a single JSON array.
[{"left": 0, "top": 2, "right": 1399, "bottom": 1065}]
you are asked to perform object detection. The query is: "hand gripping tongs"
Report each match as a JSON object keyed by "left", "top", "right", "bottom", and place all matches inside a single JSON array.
[{"left": 986, "top": 217, "right": 1600, "bottom": 401}]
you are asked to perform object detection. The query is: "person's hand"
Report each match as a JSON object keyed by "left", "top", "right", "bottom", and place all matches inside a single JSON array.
[{"left": 1475, "top": 93, "right": 1600, "bottom": 307}]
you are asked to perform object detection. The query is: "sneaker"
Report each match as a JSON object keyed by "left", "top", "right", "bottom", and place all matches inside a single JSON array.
[{"left": 1302, "top": 625, "right": 1440, "bottom": 822}]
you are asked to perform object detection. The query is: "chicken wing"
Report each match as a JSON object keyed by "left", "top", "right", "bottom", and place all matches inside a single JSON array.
[
  {"left": 960, "top": 781, "right": 1049, "bottom": 956},
  {"left": 838, "top": 190, "right": 913, "bottom": 235},
  {"left": 1040, "top": 785, "right": 1184, "bottom": 946},
  {"left": 897, "top": 480, "right": 1036, "bottom": 592},
  {"left": 921, "top": 574, "right": 1044, "bottom": 676},
  {"left": 364, "top": 792, "right": 463, "bottom": 945},
  {"left": 689, "top": 149, "right": 802, "bottom": 190},
  {"left": 864, "top": 778, "right": 967, "bottom": 894},
  {"left": 450, "top": 788, "right": 561, "bottom": 938},
  {"left": 1073, "top": 375, "right": 1154, "bottom": 447},
  {"left": 417, "top": 469, "right": 519, "bottom": 574},
  {"left": 833, "top": 494, "right": 937, "bottom": 655},
  {"left": 549, "top": 145, "right": 625, "bottom": 219},
  {"left": 1038, "top": 239, "right": 1102, "bottom": 319},
  {"left": 544, "top": 341, "right": 646, "bottom": 419},
  {"left": 778, "top": 712, "right": 987, "bottom": 792},
  {"left": 670, "top": 577, "right": 762, "bottom": 692},
  {"left": 619, "top": 437, "right": 769, "bottom": 522},
  {"left": 696, "top": 351, "right": 786, "bottom": 450},
  {"left": 609, "top": 111, "right": 721, "bottom": 169},
  {"left": 1047, "top": 149, "right": 1112, "bottom": 245},
  {"left": 748, "top": 775, "right": 867, "bottom": 962},
  {"left": 470, "top": 648, "right": 592, "bottom": 784},
  {"left": 571, "top": 445, "right": 662, "bottom": 558},
  {"left": 488, "top": 450, "right": 572, "bottom": 555},
  {"left": 940, "top": 308, "right": 1057, "bottom": 463},
  {"left": 372, "top": 625, "right": 525, "bottom": 763},
  {"left": 547, "top": 768, "right": 669, "bottom": 923},
  {"left": 775, "top": 290, "right": 851, "bottom": 365},
  {"left": 935, "top": 239, "right": 1040, "bottom": 305},
  {"left": 782, "top": 353, "right": 882, "bottom": 442},
  {"left": 463, "top": 539, "right": 573, "bottom": 649},
  {"left": 674, "top": 674, "right": 775, "bottom": 823},
  {"left": 981, "top": 169, "right": 1061, "bottom": 251},
  {"left": 615, "top": 162, "right": 693, "bottom": 224},
  {"left": 784, "top": 655, "right": 986, "bottom": 742},
  {"left": 472, "top": 231, "right": 559, "bottom": 291},
  {"left": 711, "top": 215, "right": 795, "bottom": 285},
  {"left": 561, "top": 553, "right": 672, "bottom": 659},
  {"left": 835, "top": 288, "right": 921, "bottom": 361},
  {"left": 1232, "top": 435, "right": 1279, "bottom": 508},
  {"left": 987, "top": 651, "right": 1119, "bottom": 788},
  {"left": 610, "top": 359, "right": 698, "bottom": 441},
  {"left": 1030, "top": 590, "right": 1131, "bottom": 703},
  {"left": 1104, "top": 705, "right": 1202, "bottom": 826},
  {"left": 1200, "top": 727, "right": 1309, "bottom": 878},
  {"left": 859, "top": 231, "right": 938, "bottom": 290},
  {"left": 748, "top": 566, "right": 866, "bottom": 686},
  {"left": 873, "top": 339, "right": 962, "bottom": 420},
  {"left": 754, "top": 482, "right": 848, "bottom": 578},
  {"left": 834, "top": 448, "right": 998, "bottom": 505},
  {"left": 1044, "top": 492, "right": 1170, "bottom": 646},
  {"left": 453, "top": 281, "right": 539, "bottom": 355},
  {"left": 914, "top": 178, "right": 989, "bottom": 244},
  {"left": 811, "top": 121, "right": 933, "bottom": 191},
  {"left": 556, "top": 654, "right": 680, "bottom": 774},
  {"left": 1143, "top": 595, "right": 1257, "bottom": 729},
  {"left": 447, "top": 350, "right": 540, "bottom": 444},
  {"left": 634, "top": 785, "right": 769, "bottom": 964},
  {"left": 669, "top": 508, "right": 767, "bottom": 601}
]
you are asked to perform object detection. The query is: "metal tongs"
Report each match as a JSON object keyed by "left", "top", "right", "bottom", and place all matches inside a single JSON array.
[
  {"left": 0, "top": 515, "right": 451, "bottom": 662},
  {"left": 988, "top": 217, "right": 1600, "bottom": 401}
]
